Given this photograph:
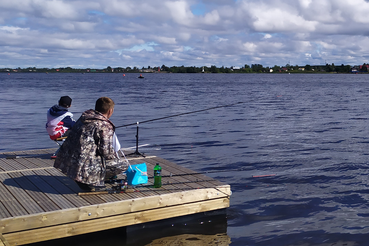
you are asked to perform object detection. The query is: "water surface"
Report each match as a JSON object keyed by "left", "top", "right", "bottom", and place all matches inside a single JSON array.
[{"left": 1, "top": 73, "right": 369, "bottom": 245}]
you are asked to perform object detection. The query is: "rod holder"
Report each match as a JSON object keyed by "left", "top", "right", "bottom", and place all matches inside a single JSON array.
[{"left": 129, "top": 122, "right": 145, "bottom": 156}]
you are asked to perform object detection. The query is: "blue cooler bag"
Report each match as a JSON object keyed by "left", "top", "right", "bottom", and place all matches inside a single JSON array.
[{"left": 125, "top": 163, "right": 148, "bottom": 186}]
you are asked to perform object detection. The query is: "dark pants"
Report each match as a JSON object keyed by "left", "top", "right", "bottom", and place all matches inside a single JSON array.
[{"left": 75, "top": 181, "right": 106, "bottom": 191}]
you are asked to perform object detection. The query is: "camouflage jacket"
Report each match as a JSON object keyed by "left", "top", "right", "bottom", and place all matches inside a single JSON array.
[{"left": 54, "top": 109, "right": 124, "bottom": 186}]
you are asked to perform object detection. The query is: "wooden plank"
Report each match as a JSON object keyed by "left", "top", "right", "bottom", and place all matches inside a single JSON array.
[
  {"left": 80, "top": 195, "right": 106, "bottom": 205},
  {"left": 2, "top": 198, "right": 229, "bottom": 246},
  {"left": 0, "top": 167, "right": 54, "bottom": 175},
  {"left": 136, "top": 185, "right": 160, "bottom": 196},
  {"left": 32, "top": 169, "right": 89, "bottom": 208},
  {"left": 0, "top": 173, "right": 44, "bottom": 215},
  {"left": 0, "top": 160, "right": 8, "bottom": 171},
  {"left": 0, "top": 152, "right": 17, "bottom": 157},
  {"left": 112, "top": 191, "right": 139, "bottom": 200},
  {"left": 0, "top": 182, "right": 28, "bottom": 217},
  {"left": 7, "top": 158, "right": 39, "bottom": 169},
  {"left": 44, "top": 168, "right": 83, "bottom": 193},
  {"left": 44, "top": 168, "right": 104, "bottom": 206},
  {"left": 214, "top": 185, "right": 232, "bottom": 196},
  {"left": 0, "top": 161, "right": 17, "bottom": 172},
  {"left": 0, "top": 202, "right": 12, "bottom": 219},
  {"left": 119, "top": 189, "right": 146, "bottom": 199},
  {"left": 0, "top": 234, "right": 8, "bottom": 246},
  {"left": 96, "top": 194, "right": 120, "bottom": 203},
  {"left": 145, "top": 158, "right": 212, "bottom": 185},
  {"left": 162, "top": 178, "right": 202, "bottom": 193},
  {"left": 0, "top": 149, "right": 53, "bottom": 156},
  {"left": 0, "top": 187, "right": 229, "bottom": 234},
  {"left": 139, "top": 157, "right": 216, "bottom": 193},
  {"left": 3, "top": 158, "right": 39, "bottom": 170},
  {"left": 149, "top": 157, "right": 195, "bottom": 173},
  {"left": 6, "top": 172, "right": 60, "bottom": 212},
  {"left": 21, "top": 170, "right": 75, "bottom": 210},
  {"left": 19, "top": 158, "right": 52, "bottom": 168},
  {"left": 161, "top": 175, "right": 210, "bottom": 191},
  {"left": 0, "top": 148, "right": 232, "bottom": 246}
]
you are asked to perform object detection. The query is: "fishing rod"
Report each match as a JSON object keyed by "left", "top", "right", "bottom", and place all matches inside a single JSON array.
[
  {"left": 145, "top": 170, "right": 275, "bottom": 179},
  {"left": 79, "top": 173, "right": 276, "bottom": 196},
  {"left": 78, "top": 185, "right": 211, "bottom": 196},
  {"left": 103, "top": 167, "right": 272, "bottom": 183},
  {"left": 148, "top": 167, "right": 252, "bottom": 178},
  {"left": 79, "top": 178, "right": 220, "bottom": 196},
  {"left": 116, "top": 101, "right": 245, "bottom": 155}
]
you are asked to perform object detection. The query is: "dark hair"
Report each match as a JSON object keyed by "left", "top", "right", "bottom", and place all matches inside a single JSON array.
[
  {"left": 59, "top": 96, "right": 72, "bottom": 107},
  {"left": 95, "top": 97, "right": 115, "bottom": 114}
]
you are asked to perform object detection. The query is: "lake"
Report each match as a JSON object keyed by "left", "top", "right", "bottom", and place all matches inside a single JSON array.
[{"left": 1, "top": 72, "right": 369, "bottom": 245}]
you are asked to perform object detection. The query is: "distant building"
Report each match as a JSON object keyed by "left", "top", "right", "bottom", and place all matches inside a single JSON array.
[{"left": 141, "top": 69, "right": 154, "bottom": 73}]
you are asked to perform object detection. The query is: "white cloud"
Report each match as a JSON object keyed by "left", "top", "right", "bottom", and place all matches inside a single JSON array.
[
  {"left": 250, "top": 5, "right": 317, "bottom": 32},
  {"left": 299, "top": 0, "right": 313, "bottom": 8},
  {"left": 177, "top": 32, "right": 191, "bottom": 41},
  {"left": 2, "top": 0, "right": 369, "bottom": 68},
  {"left": 0, "top": 26, "right": 29, "bottom": 33},
  {"left": 242, "top": 42, "right": 257, "bottom": 52},
  {"left": 202, "top": 10, "right": 220, "bottom": 25},
  {"left": 154, "top": 36, "right": 177, "bottom": 44},
  {"left": 165, "top": 1, "right": 194, "bottom": 26}
]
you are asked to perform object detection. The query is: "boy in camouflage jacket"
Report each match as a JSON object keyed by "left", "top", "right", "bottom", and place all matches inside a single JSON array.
[{"left": 54, "top": 97, "right": 127, "bottom": 190}]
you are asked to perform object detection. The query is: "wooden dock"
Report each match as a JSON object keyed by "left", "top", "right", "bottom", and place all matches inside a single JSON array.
[{"left": 0, "top": 148, "right": 231, "bottom": 246}]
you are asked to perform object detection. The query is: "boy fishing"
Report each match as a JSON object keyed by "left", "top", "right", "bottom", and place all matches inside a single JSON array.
[{"left": 54, "top": 97, "right": 127, "bottom": 191}]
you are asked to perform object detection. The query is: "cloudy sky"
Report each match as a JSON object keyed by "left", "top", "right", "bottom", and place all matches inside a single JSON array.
[{"left": 1, "top": 0, "right": 369, "bottom": 69}]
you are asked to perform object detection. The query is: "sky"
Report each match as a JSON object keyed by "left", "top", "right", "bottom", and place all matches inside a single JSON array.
[{"left": 1, "top": 0, "right": 369, "bottom": 69}]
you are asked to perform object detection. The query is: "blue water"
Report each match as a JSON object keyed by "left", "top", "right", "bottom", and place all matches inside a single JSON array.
[{"left": 1, "top": 73, "right": 369, "bottom": 245}]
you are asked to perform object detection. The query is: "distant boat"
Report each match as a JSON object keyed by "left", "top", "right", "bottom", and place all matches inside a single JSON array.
[
  {"left": 202, "top": 67, "right": 204, "bottom": 73},
  {"left": 138, "top": 74, "right": 144, "bottom": 78}
]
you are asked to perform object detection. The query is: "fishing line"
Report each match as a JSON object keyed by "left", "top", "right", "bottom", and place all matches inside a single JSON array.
[
  {"left": 115, "top": 101, "right": 245, "bottom": 155},
  {"left": 154, "top": 170, "right": 275, "bottom": 178},
  {"left": 115, "top": 101, "right": 245, "bottom": 129},
  {"left": 148, "top": 167, "right": 252, "bottom": 178}
]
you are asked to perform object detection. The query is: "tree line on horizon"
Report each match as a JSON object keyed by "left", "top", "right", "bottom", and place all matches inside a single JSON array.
[{"left": 1, "top": 63, "right": 367, "bottom": 74}]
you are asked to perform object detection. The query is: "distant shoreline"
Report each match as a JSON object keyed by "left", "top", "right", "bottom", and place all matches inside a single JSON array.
[
  {"left": 1, "top": 63, "right": 367, "bottom": 74},
  {"left": 1, "top": 71, "right": 367, "bottom": 74}
]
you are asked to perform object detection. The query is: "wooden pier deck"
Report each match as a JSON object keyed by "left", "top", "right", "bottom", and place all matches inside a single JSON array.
[{"left": 0, "top": 148, "right": 231, "bottom": 246}]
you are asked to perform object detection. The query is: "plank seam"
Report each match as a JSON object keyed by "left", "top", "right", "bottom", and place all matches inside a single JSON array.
[{"left": 0, "top": 234, "right": 10, "bottom": 246}]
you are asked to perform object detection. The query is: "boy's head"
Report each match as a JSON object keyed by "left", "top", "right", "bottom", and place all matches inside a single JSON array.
[
  {"left": 59, "top": 96, "right": 72, "bottom": 108},
  {"left": 95, "top": 97, "right": 115, "bottom": 118}
]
